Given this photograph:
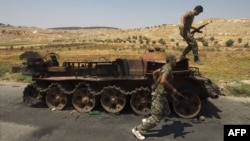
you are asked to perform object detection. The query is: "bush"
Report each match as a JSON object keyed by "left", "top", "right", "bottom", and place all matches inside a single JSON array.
[
  {"left": 202, "top": 40, "right": 209, "bottom": 47},
  {"left": 12, "top": 73, "right": 32, "bottom": 83},
  {"left": 176, "top": 42, "right": 179, "bottom": 47},
  {"left": 214, "top": 41, "right": 218, "bottom": 45},
  {"left": 244, "top": 42, "right": 249, "bottom": 48},
  {"left": 158, "top": 38, "right": 166, "bottom": 45},
  {"left": 238, "top": 38, "right": 242, "bottom": 43},
  {"left": 226, "top": 39, "right": 234, "bottom": 47},
  {"left": 0, "top": 65, "right": 10, "bottom": 77},
  {"left": 0, "top": 72, "right": 32, "bottom": 83},
  {"left": 229, "top": 83, "right": 250, "bottom": 97}
]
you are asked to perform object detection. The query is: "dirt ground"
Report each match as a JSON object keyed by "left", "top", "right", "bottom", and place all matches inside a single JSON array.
[{"left": 0, "top": 81, "right": 250, "bottom": 141}]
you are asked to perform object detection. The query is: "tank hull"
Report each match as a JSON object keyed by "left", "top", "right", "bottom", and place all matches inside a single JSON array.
[{"left": 20, "top": 50, "right": 219, "bottom": 118}]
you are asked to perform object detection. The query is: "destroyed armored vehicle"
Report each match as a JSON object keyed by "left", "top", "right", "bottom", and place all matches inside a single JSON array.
[{"left": 19, "top": 48, "right": 219, "bottom": 118}]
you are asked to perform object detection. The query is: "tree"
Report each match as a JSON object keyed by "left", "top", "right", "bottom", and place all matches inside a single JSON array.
[
  {"left": 159, "top": 38, "right": 166, "bottom": 45},
  {"left": 210, "top": 37, "right": 215, "bottom": 41},
  {"left": 238, "top": 38, "right": 242, "bottom": 43},
  {"left": 226, "top": 39, "right": 234, "bottom": 47}
]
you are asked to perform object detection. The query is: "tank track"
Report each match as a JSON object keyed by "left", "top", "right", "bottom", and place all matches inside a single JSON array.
[{"left": 24, "top": 82, "right": 152, "bottom": 115}]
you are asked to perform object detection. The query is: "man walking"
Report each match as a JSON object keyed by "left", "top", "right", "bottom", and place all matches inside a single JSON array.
[
  {"left": 179, "top": 5, "right": 204, "bottom": 65},
  {"left": 131, "top": 54, "right": 181, "bottom": 140}
]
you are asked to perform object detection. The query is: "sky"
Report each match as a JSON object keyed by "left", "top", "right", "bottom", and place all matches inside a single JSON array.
[{"left": 0, "top": 0, "right": 249, "bottom": 29}]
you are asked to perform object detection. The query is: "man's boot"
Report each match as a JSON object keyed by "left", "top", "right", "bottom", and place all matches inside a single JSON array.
[{"left": 194, "top": 56, "right": 203, "bottom": 65}]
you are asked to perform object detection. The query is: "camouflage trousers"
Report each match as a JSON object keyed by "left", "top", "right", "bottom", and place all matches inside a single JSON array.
[
  {"left": 136, "top": 93, "right": 171, "bottom": 132},
  {"left": 180, "top": 28, "right": 198, "bottom": 57}
]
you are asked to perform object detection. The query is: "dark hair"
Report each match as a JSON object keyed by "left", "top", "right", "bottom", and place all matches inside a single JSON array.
[
  {"left": 166, "top": 54, "right": 176, "bottom": 62},
  {"left": 194, "top": 5, "right": 203, "bottom": 12}
]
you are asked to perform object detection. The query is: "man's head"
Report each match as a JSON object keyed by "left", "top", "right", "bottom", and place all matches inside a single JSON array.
[
  {"left": 166, "top": 53, "right": 177, "bottom": 67},
  {"left": 194, "top": 5, "right": 203, "bottom": 15}
]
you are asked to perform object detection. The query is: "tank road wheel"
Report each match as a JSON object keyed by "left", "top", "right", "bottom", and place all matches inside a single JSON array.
[
  {"left": 23, "top": 85, "right": 40, "bottom": 107},
  {"left": 130, "top": 90, "right": 151, "bottom": 115},
  {"left": 72, "top": 88, "right": 96, "bottom": 112},
  {"left": 172, "top": 91, "right": 201, "bottom": 118},
  {"left": 45, "top": 86, "right": 67, "bottom": 110},
  {"left": 100, "top": 88, "right": 126, "bottom": 114}
]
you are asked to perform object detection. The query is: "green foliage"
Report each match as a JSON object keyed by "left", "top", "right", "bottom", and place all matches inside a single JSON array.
[
  {"left": 146, "top": 39, "right": 150, "bottom": 45},
  {"left": 113, "top": 38, "right": 123, "bottom": 43},
  {"left": 226, "top": 39, "right": 234, "bottom": 47},
  {"left": 175, "top": 42, "right": 179, "bottom": 47},
  {"left": 139, "top": 39, "right": 144, "bottom": 44},
  {"left": 0, "top": 65, "right": 31, "bottom": 82},
  {"left": 1, "top": 72, "right": 32, "bottom": 83},
  {"left": 132, "top": 36, "right": 137, "bottom": 40},
  {"left": 105, "top": 39, "right": 113, "bottom": 43},
  {"left": 50, "top": 26, "right": 119, "bottom": 30},
  {"left": 0, "top": 65, "right": 10, "bottom": 77},
  {"left": 15, "top": 73, "right": 32, "bottom": 83},
  {"left": 140, "top": 45, "right": 147, "bottom": 49},
  {"left": 210, "top": 37, "right": 215, "bottom": 41},
  {"left": 143, "top": 36, "right": 149, "bottom": 41},
  {"left": 202, "top": 40, "right": 209, "bottom": 47},
  {"left": 158, "top": 38, "right": 166, "bottom": 45},
  {"left": 238, "top": 38, "right": 242, "bottom": 43},
  {"left": 228, "top": 83, "right": 250, "bottom": 97},
  {"left": 216, "top": 46, "right": 221, "bottom": 51},
  {"left": 244, "top": 42, "right": 249, "bottom": 48},
  {"left": 214, "top": 41, "right": 218, "bottom": 45}
]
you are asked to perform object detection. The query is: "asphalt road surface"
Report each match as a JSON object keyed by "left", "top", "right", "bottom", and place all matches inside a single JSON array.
[{"left": 0, "top": 82, "right": 250, "bottom": 141}]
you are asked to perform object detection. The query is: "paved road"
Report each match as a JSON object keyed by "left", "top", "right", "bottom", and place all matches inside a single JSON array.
[{"left": 0, "top": 82, "right": 250, "bottom": 141}]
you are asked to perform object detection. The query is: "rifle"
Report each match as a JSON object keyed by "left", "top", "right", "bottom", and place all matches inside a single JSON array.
[
  {"left": 171, "top": 91, "right": 187, "bottom": 104},
  {"left": 190, "top": 20, "right": 212, "bottom": 35}
]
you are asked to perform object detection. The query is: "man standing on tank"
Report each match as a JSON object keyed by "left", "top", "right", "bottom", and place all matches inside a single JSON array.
[
  {"left": 131, "top": 54, "right": 182, "bottom": 140},
  {"left": 179, "top": 5, "right": 204, "bottom": 65}
]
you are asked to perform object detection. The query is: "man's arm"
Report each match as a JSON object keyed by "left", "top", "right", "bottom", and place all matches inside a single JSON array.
[
  {"left": 152, "top": 68, "right": 160, "bottom": 82},
  {"left": 160, "top": 72, "right": 186, "bottom": 98},
  {"left": 160, "top": 72, "right": 177, "bottom": 94}
]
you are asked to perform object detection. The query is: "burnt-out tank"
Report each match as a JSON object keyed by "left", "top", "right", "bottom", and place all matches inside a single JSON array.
[{"left": 19, "top": 48, "right": 219, "bottom": 118}]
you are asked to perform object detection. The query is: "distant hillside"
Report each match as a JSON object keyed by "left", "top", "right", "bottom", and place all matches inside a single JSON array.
[
  {"left": 50, "top": 26, "right": 119, "bottom": 30},
  {"left": 0, "top": 18, "right": 249, "bottom": 48}
]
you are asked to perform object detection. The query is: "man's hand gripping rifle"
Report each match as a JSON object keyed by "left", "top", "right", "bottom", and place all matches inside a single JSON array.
[
  {"left": 171, "top": 91, "right": 188, "bottom": 104},
  {"left": 190, "top": 20, "right": 213, "bottom": 35}
]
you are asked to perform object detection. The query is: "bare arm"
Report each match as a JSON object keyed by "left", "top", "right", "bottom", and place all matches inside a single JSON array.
[
  {"left": 159, "top": 72, "right": 177, "bottom": 94},
  {"left": 152, "top": 68, "right": 160, "bottom": 82}
]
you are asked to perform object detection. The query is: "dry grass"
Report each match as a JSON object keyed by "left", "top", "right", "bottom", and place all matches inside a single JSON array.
[{"left": 197, "top": 48, "right": 250, "bottom": 81}]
